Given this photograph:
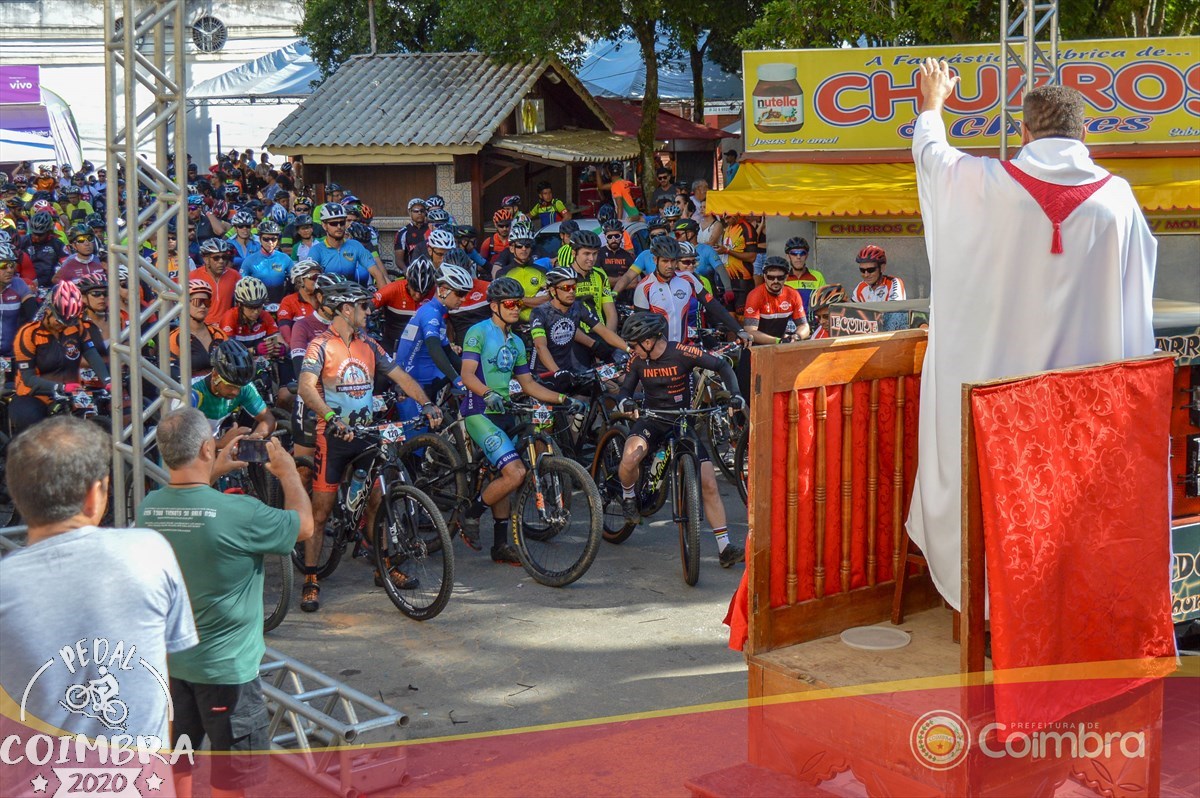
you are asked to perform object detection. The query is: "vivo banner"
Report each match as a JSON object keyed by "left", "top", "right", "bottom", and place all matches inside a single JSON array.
[{"left": 0, "top": 65, "right": 42, "bottom": 105}]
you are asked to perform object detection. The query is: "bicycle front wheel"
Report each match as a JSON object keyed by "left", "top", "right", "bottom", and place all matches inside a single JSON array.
[
  {"left": 676, "top": 452, "right": 702, "bottom": 587},
  {"left": 394, "top": 432, "right": 468, "bottom": 524},
  {"left": 374, "top": 484, "right": 454, "bottom": 621},
  {"left": 263, "top": 553, "right": 293, "bottom": 632},
  {"left": 513, "top": 456, "right": 602, "bottom": 587}
]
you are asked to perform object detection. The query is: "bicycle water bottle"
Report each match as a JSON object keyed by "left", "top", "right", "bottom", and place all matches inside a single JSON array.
[
  {"left": 345, "top": 468, "right": 369, "bottom": 512},
  {"left": 646, "top": 449, "right": 669, "bottom": 494}
]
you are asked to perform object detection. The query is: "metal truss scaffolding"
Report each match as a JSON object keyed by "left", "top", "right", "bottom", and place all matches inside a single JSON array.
[
  {"left": 104, "top": 0, "right": 190, "bottom": 523},
  {"left": 999, "top": 0, "right": 1061, "bottom": 158}
]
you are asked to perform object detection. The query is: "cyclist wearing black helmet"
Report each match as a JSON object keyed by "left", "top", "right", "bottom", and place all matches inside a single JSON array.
[
  {"left": 52, "top": 224, "right": 104, "bottom": 285},
  {"left": 553, "top": 219, "right": 580, "bottom": 268},
  {"left": 530, "top": 180, "right": 571, "bottom": 229},
  {"left": 612, "top": 217, "right": 671, "bottom": 294},
  {"left": 632, "top": 235, "right": 750, "bottom": 346},
  {"left": 529, "top": 267, "right": 629, "bottom": 386},
  {"left": 17, "top": 211, "right": 68, "bottom": 287},
  {"left": 186, "top": 338, "right": 276, "bottom": 444},
  {"left": 373, "top": 256, "right": 435, "bottom": 353},
  {"left": 298, "top": 280, "right": 442, "bottom": 611},
  {"left": 458, "top": 276, "right": 585, "bottom": 563},
  {"left": 783, "top": 236, "right": 826, "bottom": 315},
  {"left": 599, "top": 218, "right": 634, "bottom": 285},
  {"left": 615, "top": 311, "right": 746, "bottom": 568}
]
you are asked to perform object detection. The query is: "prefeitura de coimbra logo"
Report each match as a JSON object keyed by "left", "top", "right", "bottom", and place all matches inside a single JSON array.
[{"left": 910, "top": 710, "right": 969, "bottom": 770}]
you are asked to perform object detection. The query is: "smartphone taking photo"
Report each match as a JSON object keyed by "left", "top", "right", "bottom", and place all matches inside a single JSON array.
[{"left": 236, "top": 437, "right": 269, "bottom": 463}]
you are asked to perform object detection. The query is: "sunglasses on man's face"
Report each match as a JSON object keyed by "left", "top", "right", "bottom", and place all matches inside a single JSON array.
[
  {"left": 73, "top": 237, "right": 93, "bottom": 245},
  {"left": 679, "top": 258, "right": 697, "bottom": 266},
  {"left": 190, "top": 298, "right": 211, "bottom": 308},
  {"left": 355, "top": 301, "right": 372, "bottom": 311},
  {"left": 260, "top": 236, "right": 279, "bottom": 243},
  {"left": 450, "top": 288, "right": 469, "bottom": 298},
  {"left": 209, "top": 254, "right": 233, "bottom": 262},
  {"left": 326, "top": 221, "right": 346, "bottom": 228},
  {"left": 764, "top": 274, "right": 786, "bottom": 282},
  {"left": 605, "top": 232, "right": 623, "bottom": 239},
  {"left": 859, "top": 266, "right": 880, "bottom": 274},
  {"left": 498, "top": 299, "right": 522, "bottom": 310},
  {"left": 511, "top": 242, "right": 532, "bottom": 249},
  {"left": 788, "top": 249, "right": 808, "bottom": 257},
  {"left": 0, "top": 262, "right": 17, "bottom": 270},
  {"left": 86, "top": 289, "right": 107, "bottom": 298},
  {"left": 234, "top": 224, "right": 250, "bottom": 229}
]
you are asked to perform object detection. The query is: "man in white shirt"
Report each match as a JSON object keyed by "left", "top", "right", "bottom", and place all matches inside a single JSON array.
[{"left": 906, "top": 59, "right": 1156, "bottom": 609}]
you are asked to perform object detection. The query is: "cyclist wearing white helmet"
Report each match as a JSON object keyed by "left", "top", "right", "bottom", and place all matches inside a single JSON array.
[
  {"left": 373, "top": 256, "right": 435, "bottom": 353},
  {"left": 239, "top": 218, "right": 292, "bottom": 307},
  {"left": 169, "top": 279, "right": 227, "bottom": 379},
  {"left": 194, "top": 237, "right": 240, "bottom": 323},
  {"left": 307, "top": 203, "right": 382, "bottom": 287},
  {"left": 220, "top": 276, "right": 285, "bottom": 361},
  {"left": 393, "top": 197, "right": 427, "bottom": 269},
  {"left": 393, "top": 264, "right": 474, "bottom": 421},
  {"left": 0, "top": 242, "right": 37, "bottom": 365},
  {"left": 226, "top": 211, "right": 260, "bottom": 268},
  {"left": 426, "top": 227, "right": 458, "bottom": 268},
  {"left": 276, "top": 259, "right": 323, "bottom": 344}
]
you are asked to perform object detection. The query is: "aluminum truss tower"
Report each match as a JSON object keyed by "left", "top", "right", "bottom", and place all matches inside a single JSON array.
[
  {"left": 104, "top": 0, "right": 190, "bottom": 523},
  {"left": 999, "top": 0, "right": 1061, "bottom": 158}
]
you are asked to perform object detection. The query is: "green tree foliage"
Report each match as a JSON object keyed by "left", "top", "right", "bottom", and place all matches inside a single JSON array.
[
  {"left": 737, "top": 0, "right": 1196, "bottom": 50},
  {"left": 297, "top": 0, "right": 445, "bottom": 76},
  {"left": 667, "top": 1, "right": 764, "bottom": 121}
]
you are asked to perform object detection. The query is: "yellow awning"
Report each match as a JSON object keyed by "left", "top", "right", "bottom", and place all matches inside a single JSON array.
[{"left": 708, "top": 157, "right": 1200, "bottom": 219}]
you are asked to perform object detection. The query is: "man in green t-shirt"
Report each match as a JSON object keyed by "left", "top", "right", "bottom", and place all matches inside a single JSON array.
[{"left": 139, "top": 408, "right": 313, "bottom": 798}]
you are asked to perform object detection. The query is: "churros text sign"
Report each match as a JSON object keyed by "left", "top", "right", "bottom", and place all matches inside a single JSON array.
[{"left": 742, "top": 38, "right": 1199, "bottom": 151}]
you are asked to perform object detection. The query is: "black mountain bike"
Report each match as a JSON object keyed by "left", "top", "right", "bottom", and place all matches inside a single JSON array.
[
  {"left": 290, "top": 419, "right": 454, "bottom": 621},
  {"left": 591, "top": 405, "right": 727, "bottom": 586}
]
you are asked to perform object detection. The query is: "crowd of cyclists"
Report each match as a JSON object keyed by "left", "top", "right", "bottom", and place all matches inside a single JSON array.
[{"left": 0, "top": 153, "right": 911, "bottom": 620}]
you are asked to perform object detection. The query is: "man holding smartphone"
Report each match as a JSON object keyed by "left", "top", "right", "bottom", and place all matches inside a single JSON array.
[{"left": 184, "top": 339, "right": 276, "bottom": 449}]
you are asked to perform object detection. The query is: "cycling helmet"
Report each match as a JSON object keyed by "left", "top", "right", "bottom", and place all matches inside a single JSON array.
[
  {"left": 427, "top": 208, "right": 450, "bottom": 226},
  {"left": 649, "top": 235, "right": 682, "bottom": 260},
  {"left": 501, "top": 194, "right": 521, "bottom": 208},
  {"left": 454, "top": 224, "right": 477, "bottom": 239},
  {"left": 86, "top": 213, "right": 105, "bottom": 230},
  {"left": 30, "top": 211, "right": 55, "bottom": 235},
  {"left": 427, "top": 228, "right": 457, "bottom": 251},
  {"left": 436, "top": 264, "right": 473, "bottom": 292},
  {"left": 32, "top": 199, "right": 54, "bottom": 214},
  {"left": 810, "top": 284, "right": 846, "bottom": 312},
  {"left": 761, "top": 255, "right": 790, "bottom": 275},
  {"left": 347, "top": 221, "right": 372, "bottom": 245},
  {"left": 68, "top": 223, "right": 92, "bottom": 241},
  {"left": 234, "top": 276, "right": 268, "bottom": 306},
  {"left": 188, "top": 278, "right": 213, "bottom": 298},
  {"left": 677, "top": 241, "right": 697, "bottom": 258},
  {"left": 321, "top": 202, "right": 347, "bottom": 221},
  {"left": 291, "top": 259, "right": 323, "bottom": 286},
  {"left": 442, "top": 247, "right": 476, "bottom": 273},
  {"left": 257, "top": 219, "right": 281, "bottom": 236},
  {"left": 268, "top": 206, "right": 289, "bottom": 225},
  {"left": 406, "top": 256, "right": 436, "bottom": 296},
  {"left": 231, "top": 210, "right": 255, "bottom": 227},
  {"left": 77, "top": 272, "right": 107, "bottom": 292},
  {"left": 559, "top": 219, "right": 580, "bottom": 235},
  {"left": 0, "top": 243, "right": 18, "bottom": 263},
  {"left": 425, "top": 194, "right": 446, "bottom": 209},
  {"left": 326, "top": 182, "right": 344, "bottom": 193},
  {"left": 487, "top": 277, "right": 525, "bottom": 302},
  {"left": 508, "top": 223, "right": 533, "bottom": 243},
  {"left": 601, "top": 218, "right": 624, "bottom": 234},
  {"left": 647, "top": 219, "right": 670, "bottom": 235},
  {"left": 187, "top": 194, "right": 205, "bottom": 208},
  {"left": 856, "top": 244, "right": 886, "bottom": 265},
  {"left": 785, "top": 236, "right": 810, "bottom": 253},
  {"left": 294, "top": 213, "right": 313, "bottom": 228},
  {"left": 660, "top": 204, "right": 682, "bottom": 220},
  {"left": 314, "top": 272, "right": 347, "bottom": 295},
  {"left": 49, "top": 281, "right": 84, "bottom": 322},
  {"left": 116, "top": 264, "right": 129, "bottom": 285},
  {"left": 492, "top": 208, "right": 514, "bottom": 225},
  {"left": 65, "top": 185, "right": 82, "bottom": 197},
  {"left": 294, "top": 196, "right": 314, "bottom": 210},
  {"left": 621, "top": 311, "right": 667, "bottom": 343},
  {"left": 513, "top": 211, "right": 531, "bottom": 228},
  {"left": 596, "top": 204, "right": 615, "bottom": 223},
  {"left": 199, "top": 237, "right": 232, "bottom": 256},
  {"left": 569, "top": 230, "right": 601, "bottom": 250},
  {"left": 407, "top": 197, "right": 427, "bottom": 211},
  {"left": 342, "top": 194, "right": 361, "bottom": 207},
  {"left": 545, "top": 266, "right": 578, "bottom": 286},
  {"left": 212, "top": 340, "right": 255, "bottom": 386},
  {"left": 673, "top": 218, "right": 700, "bottom": 234},
  {"left": 321, "top": 281, "right": 371, "bottom": 312},
  {"left": 356, "top": 203, "right": 374, "bottom": 222}
]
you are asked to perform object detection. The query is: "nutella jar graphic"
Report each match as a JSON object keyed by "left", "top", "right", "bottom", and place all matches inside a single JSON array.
[{"left": 752, "top": 63, "right": 804, "bottom": 133}]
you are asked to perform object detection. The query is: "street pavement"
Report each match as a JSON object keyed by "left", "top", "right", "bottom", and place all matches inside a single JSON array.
[{"left": 266, "top": 477, "right": 750, "bottom": 744}]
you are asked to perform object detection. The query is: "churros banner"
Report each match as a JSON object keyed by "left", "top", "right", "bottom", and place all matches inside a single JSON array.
[{"left": 742, "top": 38, "right": 1200, "bottom": 151}]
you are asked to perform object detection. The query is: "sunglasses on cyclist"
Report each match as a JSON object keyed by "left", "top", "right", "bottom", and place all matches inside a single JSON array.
[
  {"left": 511, "top": 242, "right": 532, "bottom": 249},
  {"left": 86, "top": 289, "right": 107, "bottom": 298},
  {"left": 450, "top": 288, "right": 470, "bottom": 298},
  {"left": 209, "top": 254, "right": 233, "bottom": 261},
  {"left": 190, "top": 298, "right": 211, "bottom": 308},
  {"left": 555, "top": 283, "right": 577, "bottom": 292},
  {"left": 325, "top": 220, "right": 346, "bottom": 227},
  {"left": 679, "top": 258, "right": 697, "bottom": 266},
  {"left": 497, "top": 299, "right": 522, "bottom": 310},
  {"left": 234, "top": 224, "right": 250, "bottom": 229},
  {"left": 764, "top": 273, "right": 786, "bottom": 282},
  {"left": 859, "top": 266, "right": 880, "bottom": 274},
  {"left": 72, "top": 237, "right": 93, "bottom": 245},
  {"left": 0, "top": 261, "right": 17, "bottom": 270},
  {"left": 788, "top": 249, "right": 808, "bottom": 257},
  {"left": 605, "top": 232, "right": 623, "bottom": 238},
  {"left": 356, "top": 300, "right": 372, "bottom": 311},
  {"left": 260, "top": 236, "right": 279, "bottom": 243}
]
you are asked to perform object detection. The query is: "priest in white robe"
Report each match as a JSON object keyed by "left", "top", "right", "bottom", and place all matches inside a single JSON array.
[{"left": 906, "top": 59, "right": 1157, "bottom": 609}]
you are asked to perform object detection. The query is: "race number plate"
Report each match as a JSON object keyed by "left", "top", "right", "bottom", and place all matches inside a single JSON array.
[
  {"left": 266, "top": 302, "right": 280, "bottom": 314},
  {"left": 372, "top": 395, "right": 388, "bottom": 414},
  {"left": 378, "top": 423, "right": 406, "bottom": 443},
  {"left": 532, "top": 403, "right": 553, "bottom": 425},
  {"left": 0, "top": 356, "right": 11, "bottom": 375},
  {"left": 509, "top": 379, "right": 523, "bottom": 396},
  {"left": 72, "top": 392, "right": 95, "bottom": 410},
  {"left": 597, "top": 363, "right": 618, "bottom": 380},
  {"left": 79, "top": 368, "right": 97, "bottom": 383}
]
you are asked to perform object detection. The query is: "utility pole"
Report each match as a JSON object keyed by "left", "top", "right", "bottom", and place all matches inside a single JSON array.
[{"left": 368, "top": 0, "right": 377, "bottom": 54}]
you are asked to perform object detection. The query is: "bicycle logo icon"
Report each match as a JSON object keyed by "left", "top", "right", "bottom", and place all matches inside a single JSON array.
[{"left": 60, "top": 665, "right": 129, "bottom": 731}]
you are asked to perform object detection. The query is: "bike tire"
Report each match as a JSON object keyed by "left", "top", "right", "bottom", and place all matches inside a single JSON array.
[
  {"left": 677, "top": 452, "right": 702, "bottom": 587},
  {"left": 374, "top": 484, "right": 454, "bottom": 621},
  {"left": 733, "top": 427, "right": 749, "bottom": 505},
  {"left": 263, "top": 554, "right": 293, "bottom": 632},
  {"left": 706, "top": 410, "right": 743, "bottom": 484},
  {"left": 590, "top": 427, "right": 635, "bottom": 544},
  {"left": 513, "top": 456, "right": 602, "bottom": 587},
  {"left": 394, "top": 432, "right": 468, "bottom": 528}
]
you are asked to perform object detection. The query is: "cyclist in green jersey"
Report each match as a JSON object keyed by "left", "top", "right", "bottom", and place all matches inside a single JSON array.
[
  {"left": 494, "top": 223, "right": 549, "bottom": 323},
  {"left": 568, "top": 230, "right": 617, "bottom": 331},
  {"left": 459, "top": 277, "right": 585, "bottom": 562},
  {"left": 783, "top": 236, "right": 826, "bottom": 316},
  {"left": 187, "top": 339, "right": 277, "bottom": 449}
]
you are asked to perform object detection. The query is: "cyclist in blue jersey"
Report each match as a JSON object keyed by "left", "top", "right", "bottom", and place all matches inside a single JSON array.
[
  {"left": 394, "top": 264, "right": 473, "bottom": 420},
  {"left": 307, "top": 203, "right": 382, "bottom": 287},
  {"left": 458, "top": 277, "right": 585, "bottom": 563},
  {"left": 239, "top": 219, "right": 293, "bottom": 307}
]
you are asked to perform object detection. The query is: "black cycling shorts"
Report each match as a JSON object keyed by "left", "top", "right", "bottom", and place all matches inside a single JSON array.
[
  {"left": 629, "top": 417, "right": 709, "bottom": 464},
  {"left": 314, "top": 427, "right": 371, "bottom": 493},
  {"left": 169, "top": 677, "right": 270, "bottom": 790},
  {"left": 291, "top": 394, "right": 317, "bottom": 448}
]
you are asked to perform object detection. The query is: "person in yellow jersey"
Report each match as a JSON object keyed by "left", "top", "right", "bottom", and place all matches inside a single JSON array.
[{"left": 491, "top": 222, "right": 549, "bottom": 323}]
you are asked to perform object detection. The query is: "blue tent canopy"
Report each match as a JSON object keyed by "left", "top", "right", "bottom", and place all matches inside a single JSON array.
[
  {"left": 190, "top": 41, "right": 320, "bottom": 103},
  {"left": 577, "top": 33, "right": 743, "bottom": 102}
]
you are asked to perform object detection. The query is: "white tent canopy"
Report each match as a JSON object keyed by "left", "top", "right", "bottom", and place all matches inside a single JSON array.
[
  {"left": 0, "top": 128, "right": 58, "bottom": 163},
  {"left": 190, "top": 41, "right": 319, "bottom": 103}
]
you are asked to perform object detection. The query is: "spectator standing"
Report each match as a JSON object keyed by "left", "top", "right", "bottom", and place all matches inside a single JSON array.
[
  {"left": 723, "top": 150, "right": 740, "bottom": 187},
  {"left": 139, "top": 408, "right": 312, "bottom": 798}
]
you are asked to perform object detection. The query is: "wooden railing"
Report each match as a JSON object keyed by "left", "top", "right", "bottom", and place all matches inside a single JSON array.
[{"left": 745, "top": 329, "right": 940, "bottom": 655}]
